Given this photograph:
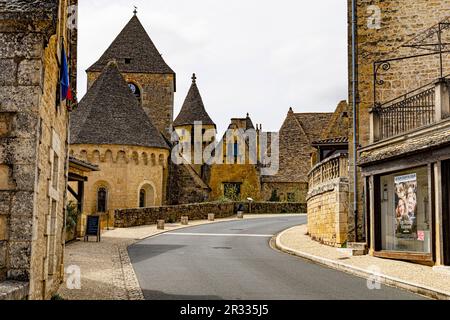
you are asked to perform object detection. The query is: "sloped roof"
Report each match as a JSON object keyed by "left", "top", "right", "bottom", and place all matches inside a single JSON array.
[
  {"left": 262, "top": 108, "right": 333, "bottom": 183},
  {"left": 173, "top": 74, "right": 215, "bottom": 127},
  {"left": 312, "top": 137, "right": 349, "bottom": 146},
  {"left": 87, "top": 15, "right": 174, "bottom": 75},
  {"left": 294, "top": 112, "right": 334, "bottom": 143},
  {"left": 0, "top": 0, "right": 58, "bottom": 21},
  {"left": 319, "top": 100, "right": 350, "bottom": 140},
  {"left": 358, "top": 120, "right": 450, "bottom": 166},
  {"left": 70, "top": 61, "right": 169, "bottom": 149},
  {"left": 228, "top": 114, "right": 255, "bottom": 130}
]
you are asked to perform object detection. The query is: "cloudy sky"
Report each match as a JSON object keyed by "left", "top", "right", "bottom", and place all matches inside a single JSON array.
[{"left": 77, "top": 0, "right": 348, "bottom": 135}]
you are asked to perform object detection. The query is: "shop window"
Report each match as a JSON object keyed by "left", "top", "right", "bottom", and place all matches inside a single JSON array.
[
  {"left": 97, "top": 187, "right": 108, "bottom": 213},
  {"left": 379, "top": 166, "right": 431, "bottom": 254}
]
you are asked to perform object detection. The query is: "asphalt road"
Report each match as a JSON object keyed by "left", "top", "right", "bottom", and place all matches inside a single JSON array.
[{"left": 128, "top": 216, "right": 424, "bottom": 300}]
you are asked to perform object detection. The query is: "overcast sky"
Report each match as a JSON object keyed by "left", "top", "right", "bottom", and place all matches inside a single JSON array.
[{"left": 77, "top": 0, "right": 348, "bottom": 135}]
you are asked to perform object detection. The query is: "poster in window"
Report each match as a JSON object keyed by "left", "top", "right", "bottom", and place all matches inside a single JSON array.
[{"left": 394, "top": 173, "right": 417, "bottom": 239}]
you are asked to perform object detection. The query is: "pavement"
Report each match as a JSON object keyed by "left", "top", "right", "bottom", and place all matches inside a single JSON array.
[
  {"left": 57, "top": 214, "right": 302, "bottom": 300},
  {"left": 128, "top": 215, "right": 423, "bottom": 300},
  {"left": 275, "top": 224, "right": 450, "bottom": 300}
]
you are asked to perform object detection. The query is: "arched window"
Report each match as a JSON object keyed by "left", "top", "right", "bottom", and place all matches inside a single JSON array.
[
  {"left": 139, "top": 189, "right": 146, "bottom": 208},
  {"left": 138, "top": 184, "right": 155, "bottom": 207},
  {"left": 128, "top": 82, "right": 141, "bottom": 101},
  {"left": 97, "top": 187, "right": 107, "bottom": 212}
]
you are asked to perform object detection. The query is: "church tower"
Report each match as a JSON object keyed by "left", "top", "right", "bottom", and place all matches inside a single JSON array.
[
  {"left": 173, "top": 74, "right": 216, "bottom": 174},
  {"left": 86, "top": 12, "right": 175, "bottom": 138}
]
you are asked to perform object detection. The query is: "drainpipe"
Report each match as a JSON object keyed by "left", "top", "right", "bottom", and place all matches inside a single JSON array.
[{"left": 351, "top": 0, "right": 359, "bottom": 242}]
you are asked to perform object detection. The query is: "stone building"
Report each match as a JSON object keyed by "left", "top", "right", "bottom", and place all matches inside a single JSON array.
[
  {"left": 348, "top": 1, "right": 450, "bottom": 264},
  {"left": 306, "top": 101, "right": 350, "bottom": 247},
  {"left": 261, "top": 107, "right": 333, "bottom": 203},
  {"left": 86, "top": 14, "right": 175, "bottom": 139},
  {"left": 168, "top": 74, "right": 214, "bottom": 204},
  {"left": 347, "top": 0, "right": 450, "bottom": 243},
  {"left": 69, "top": 61, "right": 170, "bottom": 225},
  {"left": 0, "top": 0, "right": 77, "bottom": 299},
  {"left": 208, "top": 114, "right": 263, "bottom": 202}
]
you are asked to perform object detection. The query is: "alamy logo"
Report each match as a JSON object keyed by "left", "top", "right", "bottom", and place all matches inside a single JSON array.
[
  {"left": 367, "top": 5, "right": 381, "bottom": 30},
  {"left": 170, "top": 122, "right": 280, "bottom": 176},
  {"left": 65, "top": 265, "right": 81, "bottom": 290},
  {"left": 366, "top": 265, "right": 382, "bottom": 290},
  {"left": 67, "top": 4, "right": 78, "bottom": 31}
]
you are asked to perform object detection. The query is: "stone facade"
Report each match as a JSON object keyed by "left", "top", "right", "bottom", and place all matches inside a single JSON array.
[
  {"left": 260, "top": 182, "right": 308, "bottom": 203},
  {"left": 0, "top": 0, "right": 77, "bottom": 299},
  {"left": 114, "top": 202, "right": 306, "bottom": 228},
  {"left": 209, "top": 164, "right": 262, "bottom": 201},
  {"left": 347, "top": 0, "right": 450, "bottom": 242},
  {"left": 307, "top": 178, "right": 349, "bottom": 247},
  {"left": 87, "top": 72, "right": 175, "bottom": 138},
  {"left": 69, "top": 145, "right": 170, "bottom": 225}
]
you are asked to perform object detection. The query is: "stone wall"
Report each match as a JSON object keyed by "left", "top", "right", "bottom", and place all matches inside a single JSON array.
[
  {"left": 307, "top": 178, "right": 349, "bottom": 247},
  {"left": 69, "top": 145, "right": 170, "bottom": 212},
  {"left": 87, "top": 72, "right": 175, "bottom": 139},
  {"left": 347, "top": 0, "right": 450, "bottom": 242},
  {"left": 0, "top": 0, "right": 77, "bottom": 300},
  {"left": 260, "top": 182, "right": 308, "bottom": 203},
  {"left": 114, "top": 202, "right": 306, "bottom": 228},
  {"left": 167, "top": 162, "right": 210, "bottom": 205}
]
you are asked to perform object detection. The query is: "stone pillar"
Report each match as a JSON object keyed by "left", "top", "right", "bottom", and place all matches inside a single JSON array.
[
  {"left": 435, "top": 79, "right": 450, "bottom": 122},
  {"left": 434, "top": 162, "right": 445, "bottom": 266},
  {"left": 157, "top": 220, "right": 165, "bottom": 230},
  {"left": 181, "top": 216, "right": 189, "bottom": 225},
  {"left": 208, "top": 214, "right": 215, "bottom": 221}
]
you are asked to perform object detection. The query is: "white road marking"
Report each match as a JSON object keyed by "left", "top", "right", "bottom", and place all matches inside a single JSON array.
[{"left": 163, "top": 232, "right": 274, "bottom": 238}]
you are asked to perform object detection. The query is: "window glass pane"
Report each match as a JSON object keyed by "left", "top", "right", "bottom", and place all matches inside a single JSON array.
[
  {"left": 98, "top": 188, "right": 107, "bottom": 212},
  {"left": 380, "top": 166, "right": 431, "bottom": 253},
  {"left": 139, "top": 189, "right": 146, "bottom": 208}
]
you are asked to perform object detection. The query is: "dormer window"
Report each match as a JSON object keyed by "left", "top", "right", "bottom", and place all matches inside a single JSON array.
[
  {"left": 128, "top": 82, "right": 141, "bottom": 101},
  {"left": 125, "top": 58, "right": 132, "bottom": 64}
]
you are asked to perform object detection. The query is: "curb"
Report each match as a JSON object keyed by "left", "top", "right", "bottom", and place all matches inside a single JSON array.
[{"left": 275, "top": 226, "right": 450, "bottom": 300}]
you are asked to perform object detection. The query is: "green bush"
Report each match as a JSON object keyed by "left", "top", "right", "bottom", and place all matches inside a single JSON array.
[{"left": 66, "top": 201, "right": 79, "bottom": 231}]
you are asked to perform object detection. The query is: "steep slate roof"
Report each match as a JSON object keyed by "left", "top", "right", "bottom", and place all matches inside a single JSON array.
[
  {"left": 173, "top": 74, "right": 216, "bottom": 127},
  {"left": 293, "top": 112, "right": 334, "bottom": 144},
  {"left": 319, "top": 100, "right": 350, "bottom": 141},
  {"left": 0, "top": 0, "right": 58, "bottom": 21},
  {"left": 262, "top": 108, "right": 333, "bottom": 183},
  {"left": 87, "top": 15, "right": 174, "bottom": 75},
  {"left": 70, "top": 61, "right": 169, "bottom": 149}
]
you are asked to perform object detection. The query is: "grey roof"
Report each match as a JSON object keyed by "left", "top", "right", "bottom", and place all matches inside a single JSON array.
[
  {"left": 87, "top": 15, "right": 174, "bottom": 75},
  {"left": 70, "top": 61, "right": 169, "bottom": 150},
  {"left": 228, "top": 114, "right": 255, "bottom": 130},
  {"left": 312, "top": 137, "right": 349, "bottom": 146},
  {"left": 0, "top": 0, "right": 58, "bottom": 21},
  {"left": 173, "top": 74, "right": 215, "bottom": 127},
  {"left": 358, "top": 120, "right": 450, "bottom": 166}
]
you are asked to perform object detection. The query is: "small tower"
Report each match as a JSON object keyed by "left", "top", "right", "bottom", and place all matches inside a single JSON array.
[{"left": 173, "top": 74, "right": 216, "bottom": 173}]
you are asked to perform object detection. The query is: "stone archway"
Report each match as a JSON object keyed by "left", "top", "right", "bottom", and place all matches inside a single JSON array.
[{"left": 138, "top": 183, "right": 155, "bottom": 207}]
